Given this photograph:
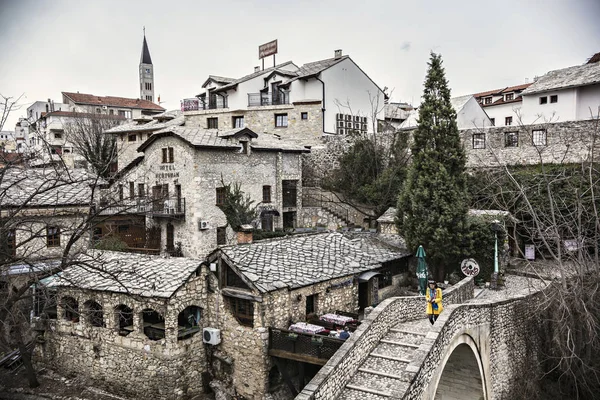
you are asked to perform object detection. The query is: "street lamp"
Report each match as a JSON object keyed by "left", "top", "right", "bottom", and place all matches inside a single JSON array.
[{"left": 491, "top": 219, "right": 502, "bottom": 289}]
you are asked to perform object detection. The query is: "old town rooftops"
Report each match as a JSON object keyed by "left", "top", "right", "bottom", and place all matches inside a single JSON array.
[
  {"left": 62, "top": 92, "right": 165, "bottom": 111},
  {"left": 45, "top": 251, "right": 202, "bottom": 298},
  {"left": 137, "top": 126, "right": 310, "bottom": 153},
  {"left": 0, "top": 168, "right": 97, "bottom": 207},
  {"left": 213, "top": 232, "right": 407, "bottom": 293},
  {"left": 344, "top": 232, "right": 408, "bottom": 264}
]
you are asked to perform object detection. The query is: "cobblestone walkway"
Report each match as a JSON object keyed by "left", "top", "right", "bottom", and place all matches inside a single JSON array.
[{"left": 338, "top": 317, "right": 432, "bottom": 399}]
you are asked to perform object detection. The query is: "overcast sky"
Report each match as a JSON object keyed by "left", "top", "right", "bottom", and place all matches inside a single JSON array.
[{"left": 1, "top": 0, "right": 599, "bottom": 129}]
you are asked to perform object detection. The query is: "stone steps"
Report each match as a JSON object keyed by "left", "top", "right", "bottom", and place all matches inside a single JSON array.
[{"left": 337, "top": 318, "right": 431, "bottom": 399}]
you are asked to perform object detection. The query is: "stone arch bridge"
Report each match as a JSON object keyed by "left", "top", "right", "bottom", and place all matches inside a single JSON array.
[{"left": 296, "top": 277, "right": 544, "bottom": 400}]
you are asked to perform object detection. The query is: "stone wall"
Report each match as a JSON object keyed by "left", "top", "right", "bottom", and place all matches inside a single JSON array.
[
  {"left": 37, "top": 271, "right": 209, "bottom": 400},
  {"left": 461, "top": 119, "right": 600, "bottom": 168},
  {"left": 296, "top": 277, "right": 474, "bottom": 399}
]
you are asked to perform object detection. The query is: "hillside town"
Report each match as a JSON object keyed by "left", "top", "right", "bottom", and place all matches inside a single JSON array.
[{"left": 1, "top": 3, "right": 600, "bottom": 400}]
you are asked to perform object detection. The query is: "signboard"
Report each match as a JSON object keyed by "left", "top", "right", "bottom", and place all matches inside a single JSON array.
[
  {"left": 563, "top": 239, "right": 580, "bottom": 252},
  {"left": 525, "top": 244, "right": 535, "bottom": 260},
  {"left": 259, "top": 40, "right": 278, "bottom": 59},
  {"left": 460, "top": 258, "right": 480, "bottom": 277}
]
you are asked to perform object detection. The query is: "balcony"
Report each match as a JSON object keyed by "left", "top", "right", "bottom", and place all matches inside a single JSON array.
[
  {"left": 99, "top": 197, "right": 186, "bottom": 219},
  {"left": 248, "top": 92, "right": 290, "bottom": 107},
  {"left": 268, "top": 327, "right": 344, "bottom": 366},
  {"left": 180, "top": 98, "right": 227, "bottom": 112}
]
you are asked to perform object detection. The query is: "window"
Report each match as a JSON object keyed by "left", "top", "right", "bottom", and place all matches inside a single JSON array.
[
  {"left": 275, "top": 113, "right": 288, "bottom": 127},
  {"left": 47, "top": 226, "right": 60, "bottom": 248},
  {"left": 306, "top": 294, "right": 317, "bottom": 315},
  {"left": 54, "top": 132, "right": 63, "bottom": 139},
  {"left": 282, "top": 180, "right": 297, "bottom": 207},
  {"left": 489, "top": 118, "right": 495, "bottom": 126},
  {"left": 216, "top": 187, "right": 226, "bottom": 206},
  {"left": 146, "top": 95, "right": 152, "bottom": 101},
  {"left": 118, "top": 184, "right": 124, "bottom": 201},
  {"left": 145, "top": 68, "right": 151, "bottom": 74},
  {"left": 138, "top": 183, "right": 145, "bottom": 197},
  {"left": 83, "top": 300, "right": 103, "bottom": 327},
  {"left": 144, "top": 82, "right": 152, "bottom": 91},
  {"left": 109, "top": 109, "right": 114, "bottom": 115},
  {"left": 301, "top": 112, "right": 308, "bottom": 120},
  {"left": 263, "top": 185, "right": 272, "bottom": 203},
  {"left": 118, "top": 110, "right": 132, "bottom": 118},
  {"left": 96, "top": 108, "right": 101, "bottom": 113},
  {"left": 232, "top": 116, "right": 244, "bottom": 128},
  {"left": 61, "top": 297, "right": 79, "bottom": 322},
  {"left": 505, "top": 116, "right": 513, "bottom": 126},
  {"left": 228, "top": 297, "right": 254, "bottom": 327},
  {"left": 533, "top": 129, "right": 547, "bottom": 146},
  {"left": 177, "top": 306, "right": 202, "bottom": 340},
  {"left": 484, "top": 97, "right": 492, "bottom": 105},
  {"left": 378, "top": 268, "right": 393, "bottom": 289},
  {"left": 539, "top": 96, "right": 548, "bottom": 105},
  {"left": 217, "top": 227, "right": 227, "bottom": 245},
  {"left": 505, "top": 93, "right": 514, "bottom": 101},
  {"left": 129, "top": 182, "right": 135, "bottom": 199},
  {"left": 472, "top": 133, "right": 485, "bottom": 149},
  {"left": 161, "top": 147, "right": 174, "bottom": 163},
  {"left": 207, "top": 117, "right": 218, "bottom": 129},
  {"left": 505, "top": 132, "right": 519, "bottom": 148},
  {"left": 128, "top": 134, "right": 136, "bottom": 142},
  {"left": 550, "top": 95, "right": 558, "bottom": 103}
]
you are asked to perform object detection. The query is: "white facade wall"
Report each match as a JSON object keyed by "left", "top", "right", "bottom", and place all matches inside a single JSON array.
[
  {"left": 458, "top": 97, "right": 492, "bottom": 129},
  {"left": 576, "top": 84, "right": 600, "bottom": 120},
  {"left": 521, "top": 88, "right": 577, "bottom": 124},
  {"left": 320, "top": 58, "right": 384, "bottom": 134},
  {"left": 483, "top": 103, "right": 523, "bottom": 127}
]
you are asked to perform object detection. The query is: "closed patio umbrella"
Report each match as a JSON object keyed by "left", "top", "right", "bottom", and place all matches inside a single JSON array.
[{"left": 416, "top": 245, "right": 428, "bottom": 295}]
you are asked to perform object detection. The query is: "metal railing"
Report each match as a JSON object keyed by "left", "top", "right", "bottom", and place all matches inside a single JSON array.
[
  {"left": 180, "top": 98, "right": 227, "bottom": 111},
  {"left": 302, "top": 191, "right": 350, "bottom": 225},
  {"left": 100, "top": 197, "right": 185, "bottom": 218},
  {"left": 247, "top": 92, "right": 290, "bottom": 107},
  {"left": 268, "top": 327, "right": 343, "bottom": 362}
]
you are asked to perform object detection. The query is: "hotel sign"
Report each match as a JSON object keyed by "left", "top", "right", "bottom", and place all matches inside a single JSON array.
[{"left": 259, "top": 40, "right": 278, "bottom": 59}]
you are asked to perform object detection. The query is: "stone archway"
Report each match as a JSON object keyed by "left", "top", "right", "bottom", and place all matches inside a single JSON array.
[{"left": 430, "top": 333, "right": 488, "bottom": 400}]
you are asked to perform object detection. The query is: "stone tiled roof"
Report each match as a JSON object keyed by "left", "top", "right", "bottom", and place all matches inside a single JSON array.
[
  {"left": 282, "top": 56, "right": 349, "bottom": 85},
  {"left": 46, "top": 251, "right": 201, "bottom": 298},
  {"left": 377, "top": 207, "right": 397, "bottom": 223},
  {"left": 139, "top": 126, "right": 310, "bottom": 153},
  {"left": 212, "top": 61, "right": 298, "bottom": 93},
  {"left": 343, "top": 232, "right": 409, "bottom": 263},
  {"left": 521, "top": 62, "right": 600, "bottom": 95},
  {"left": 0, "top": 168, "right": 95, "bottom": 207},
  {"left": 202, "top": 75, "right": 236, "bottom": 88},
  {"left": 104, "top": 110, "right": 184, "bottom": 134},
  {"left": 385, "top": 103, "right": 412, "bottom": 120},
  {"left": 217, "top": 232, "right": 385, "bottom": 293},
  {"left": 62, "top": 92, "right": 165, "bottom": 111}
]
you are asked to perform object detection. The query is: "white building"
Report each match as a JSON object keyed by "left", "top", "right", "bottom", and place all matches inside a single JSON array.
[
  {"left": 183, "top": 49, "right": 387, "bottom": 136},
  {"left": 519, "top": 58, "right": 600, "bottom": 124},
  {"left": 472, "top": 83, "right": 532, "bottom": 127},
  {"left": 399, "top": 94, "right": 491, "bottom": 130}
]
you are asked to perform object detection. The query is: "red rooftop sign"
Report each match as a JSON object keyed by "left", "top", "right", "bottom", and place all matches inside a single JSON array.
[{"left": 259, "top": 40, "right": 278, "bottom": 59}]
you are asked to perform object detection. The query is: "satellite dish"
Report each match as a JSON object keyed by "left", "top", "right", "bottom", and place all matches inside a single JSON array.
[{"left": 461, "top": 258, "right": 480, "bottom": 276}]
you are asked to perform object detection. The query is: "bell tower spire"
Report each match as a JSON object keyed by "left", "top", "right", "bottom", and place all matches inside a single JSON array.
[{"left": 139, "top": 27, "right": 155, "bottom": 102}]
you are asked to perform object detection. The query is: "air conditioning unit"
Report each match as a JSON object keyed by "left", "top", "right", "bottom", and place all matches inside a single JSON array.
[
  {"left": 198, "top": 220, "right": 210, "bottom": 230},
  {"left": 203, "top": 327, "right": 221, "bottom": 345},
  {"left": 102, "top": 105, "right": 108, "bottom": 110}
]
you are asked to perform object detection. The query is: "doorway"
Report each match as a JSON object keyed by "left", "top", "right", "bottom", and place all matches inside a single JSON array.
[
  {"left": 358, "top": 281, "right": 370, "bottom": 310},
  {"left": 166, "top": 223, "right": 174, "bottom": 253}
]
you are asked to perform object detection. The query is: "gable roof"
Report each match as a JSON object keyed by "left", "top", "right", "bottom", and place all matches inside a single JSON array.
[
  {"left": 104, "top": 110, "right": 184, "bottom": 134},
  {"left": 46, "top": 251, "right": 201, "bottom": 298},
  {"left": 62, "top": 92, "right": 164, "bottom": 111},
  {"left": 377, "top": 207, "right": 397, "bottom": 223},
  {"left": 473, "top": 83, "right": 532, "bottom": 100},
  {"left": 140, "top": 35, "right": 152, "bottom": 65},
  {"left": 137, "top": 126, "right": 310, "bottom": 153},
  {"left": 0, "top": 168, "right": 97, "bottom": 208},
  {"left": 283, "top": 56, "right": 349, "bottom": 84},
  {"left": 202, "top": 75, "right": 236, "bottom": 88},
  {"left": 342, "top": 232, "right": 408, "bottom": 263},
  {"left": 210, "top": 61, "right": 298, "bottom": 93},
  {"left": 521, "top": 62, "right": 600, "bottom": 95},
  {"left": 215, "top": 232, "right": 383, "bottom": 293}
]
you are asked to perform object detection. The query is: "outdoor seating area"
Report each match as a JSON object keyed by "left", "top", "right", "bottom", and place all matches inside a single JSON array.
[{"left": 306, "top": 311, "right": 361, "bottom": 333}]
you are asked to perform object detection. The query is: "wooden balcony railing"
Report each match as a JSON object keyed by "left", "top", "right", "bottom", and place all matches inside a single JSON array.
[{"left": 268, "top": 327, "right": 344, "bottom": 365}]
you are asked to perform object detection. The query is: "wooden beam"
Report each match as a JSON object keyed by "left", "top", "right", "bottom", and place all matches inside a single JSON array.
[{"left": 268, "top": 349, "right": 328, "bottom": 366}]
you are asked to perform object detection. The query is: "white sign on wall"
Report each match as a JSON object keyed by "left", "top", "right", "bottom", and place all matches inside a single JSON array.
[{"left": 525, "top": 244, "right": 535, "bottom": 260}]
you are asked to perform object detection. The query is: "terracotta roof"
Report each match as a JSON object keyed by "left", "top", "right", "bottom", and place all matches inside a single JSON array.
[
  {"left": 62, "top": 92, "right": 164, "bottom": 111},
  {"left": 43, "top": 111, "right": 127, "bottom": 120},
  {"left": 473, "top": 82, "right": 532, "bottom": 99}
]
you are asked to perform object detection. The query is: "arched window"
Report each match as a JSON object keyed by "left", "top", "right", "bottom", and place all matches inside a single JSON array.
[
  {"left": 177, "top": 306, "right": 202, "bottom": 340},
  {"left": 61, "top": 296, "right": 79, "bottom": 322},
  {"left": 142, "top": 308, "right": 165, "bottom": 340},
  {"left": 115, "top": 304, "right": 133, "bottom": 336},
  {"left": 83, "top": 300, "right": 103, "bottom": 327}
]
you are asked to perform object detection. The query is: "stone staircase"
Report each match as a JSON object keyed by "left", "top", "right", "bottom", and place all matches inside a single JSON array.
[{"left": 338, "top": 318, "right": 432, "bottom": 399}]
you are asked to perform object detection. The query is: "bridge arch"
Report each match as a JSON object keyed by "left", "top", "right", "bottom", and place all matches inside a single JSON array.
[{"left": 428, "top": 333, "right": 489, "bottom": 400}]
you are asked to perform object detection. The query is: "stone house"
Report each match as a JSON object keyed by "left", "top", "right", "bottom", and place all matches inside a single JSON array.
[
  {"left": 40, "top": 251, "right": 209, "bottom": 399},
  {"left": 205, "top": 231, "right": 410, "bottom": 399},
  {"left": 376, "top": 207, "right": 398, "bottom": 235},
  {"left": 104, "top": 125, "right": 309, "bottom": 258}
]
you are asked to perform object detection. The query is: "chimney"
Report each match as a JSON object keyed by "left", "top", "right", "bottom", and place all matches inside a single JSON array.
[
  {"left": 237, "top": 224, "right": 254, "bottom": 244},
  {"left": 334, "top": 49, "right": 342, "bottom": 59},
  {"left": 254, "top": 66, "right": 260, "bottom": 73}
]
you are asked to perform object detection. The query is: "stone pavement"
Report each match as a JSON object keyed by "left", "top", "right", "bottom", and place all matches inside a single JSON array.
[{"left": 338, "top": 318, "right": 432, "bottom": 399}]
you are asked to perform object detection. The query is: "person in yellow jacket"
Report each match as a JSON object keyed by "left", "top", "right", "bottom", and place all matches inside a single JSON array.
[{"left": 426, "top": 280, "right": 443, "bottom": 324}]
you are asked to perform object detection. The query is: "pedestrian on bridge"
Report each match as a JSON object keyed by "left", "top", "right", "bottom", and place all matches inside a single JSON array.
[{"left": 426, "top": 280, "right": 443, "bottom": 324}]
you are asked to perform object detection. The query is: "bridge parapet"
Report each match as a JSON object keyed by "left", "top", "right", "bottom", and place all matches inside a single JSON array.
[{"left": 296, "top": 277, "right": 475, "bottom": 400}]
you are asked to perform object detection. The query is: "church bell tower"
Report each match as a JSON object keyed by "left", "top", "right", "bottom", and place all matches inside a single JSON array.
[{"left": 139, "top": 28, "right": 154, "bottom": 102}]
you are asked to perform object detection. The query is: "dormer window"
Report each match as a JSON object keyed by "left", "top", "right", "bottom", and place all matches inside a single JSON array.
[
  {"left": 484, "top": 97, "right": 492, "bottom": 105},
  {"left": 505, "top": 93, "right": 514, "bottom": 101}
]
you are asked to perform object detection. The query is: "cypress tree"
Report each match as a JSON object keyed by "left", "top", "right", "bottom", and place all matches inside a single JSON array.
[{"left": 397, "top": 52, "right": 469, "bottom": 280}]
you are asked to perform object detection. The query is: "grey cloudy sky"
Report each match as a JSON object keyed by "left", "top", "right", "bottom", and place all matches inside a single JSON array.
[{"left": 1, "top": 0, "right": 599, "bottom": 129}]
